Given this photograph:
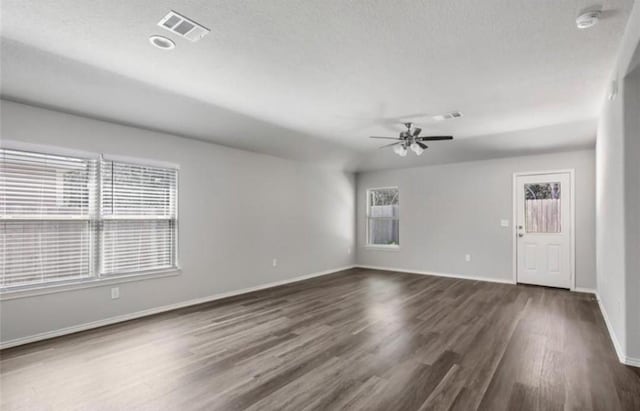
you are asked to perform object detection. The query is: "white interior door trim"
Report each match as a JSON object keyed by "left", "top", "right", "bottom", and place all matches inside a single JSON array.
[{"left": 511, "top": 169, "right": 576, "bottom": 290}]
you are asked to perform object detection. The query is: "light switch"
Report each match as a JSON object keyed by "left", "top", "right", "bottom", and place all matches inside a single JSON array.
[{"left": 500, "top": 219, "right": 510, "bottom": 227}]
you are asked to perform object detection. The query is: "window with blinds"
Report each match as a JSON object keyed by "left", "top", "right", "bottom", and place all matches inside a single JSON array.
[
  {"left": 0, "top": 146, "right": 178, "bottom": 291},
  {"left": 0, "top": 149, "right": 97, "bottom": 288},
  {"left": 100, "top": 160, "right": 177, "bottom": 275},
  {"left": 366, "top": 187, "right": 399, "bottom": 247}
]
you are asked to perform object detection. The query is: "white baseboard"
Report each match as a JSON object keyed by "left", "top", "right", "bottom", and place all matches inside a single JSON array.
[
  {"left": 594, "top": 292, "right": 640, "bottom": 368},
  {"left": 595, "top": 292, "right": 625, "bottom": 363},
  {"left": 356, "top": 265, "right": 514, "bottom": 285},
  {"left": 574, "top": 287, "right": 597, "bottom": 294},
  {"left": 357, "top": 265, "right": 602, "bottom": 295},
  {"left": 0, "top": 265, "right": 355, "bottom": 350}
]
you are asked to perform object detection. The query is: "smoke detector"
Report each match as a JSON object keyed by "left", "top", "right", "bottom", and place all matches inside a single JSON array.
[
  {"left": 149, "top": 35, "right": 175, "bottom": 50},
  {"left": 576, "top": 9, "right": 601, "bottom": 29},
  {"left": 158, "top": 11, "right": 210, "bottom": 42},
  {"left": 432, "top": 111, "right": 463, "bottom": 121}
]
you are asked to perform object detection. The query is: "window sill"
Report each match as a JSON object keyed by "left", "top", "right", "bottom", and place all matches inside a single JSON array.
[
  {"left": 364, "top": 245, "right": 401, "bottom": 252},
  {"left": 0, "top": 268, "right": 182, "bottom": 301}
]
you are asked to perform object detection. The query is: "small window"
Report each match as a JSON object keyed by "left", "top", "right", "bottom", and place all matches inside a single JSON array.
[
  {"left": 366, "top": 187, "right": 399, "bottom": 246},
  {"left": 524, "top": 182, "right": 561, "bottom": 233}
]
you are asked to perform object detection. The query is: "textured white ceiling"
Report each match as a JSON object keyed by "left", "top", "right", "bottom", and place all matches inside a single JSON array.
[{"left": 0, "top": 0, "right": 635, "bottom": 170}]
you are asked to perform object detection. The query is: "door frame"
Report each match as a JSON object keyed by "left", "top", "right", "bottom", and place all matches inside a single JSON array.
[{"left": 511, "top": 169, "right": 576, "bottom": 290}]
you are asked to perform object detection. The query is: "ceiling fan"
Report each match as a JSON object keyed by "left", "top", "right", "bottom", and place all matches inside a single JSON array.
[{"left": 370, "top": 122, "right": 453, "bottom": 156}]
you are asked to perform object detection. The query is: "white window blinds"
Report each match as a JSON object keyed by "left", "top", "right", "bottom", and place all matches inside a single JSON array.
[
  {"left": 366, "top": 187, "right": 399, "bottom": 246},
  {"left": 0, "top": 146, "right": 178, "bottom": 291},
  {"left": 0, "top": 148, "right": 97, "bottom": 287},
  {"left": 99, "top": 159, "right": 177, "bottom": 276}
]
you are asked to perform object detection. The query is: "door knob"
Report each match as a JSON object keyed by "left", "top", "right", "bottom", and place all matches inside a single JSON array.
[{"left": 518, "top": 233, "right": 524, "bottom": 238}]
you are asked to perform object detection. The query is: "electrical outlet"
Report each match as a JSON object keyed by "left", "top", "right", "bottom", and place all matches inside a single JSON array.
[
  {"left": 465, "top": 254, "right": 472, "bottom": 262},
  {"left": 347, "top": 247, "right": 352, "bottom": 255},
  {"left": 111, "top": 287, "right": 120, "bottom": 299},
  {"left": 272, "top": 258, "right": 278, "bottom": 267}
]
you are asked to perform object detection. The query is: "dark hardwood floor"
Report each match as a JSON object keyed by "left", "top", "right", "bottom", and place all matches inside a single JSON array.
[{"left": 1, "top": 268, "right": 639, "bottom": 410}]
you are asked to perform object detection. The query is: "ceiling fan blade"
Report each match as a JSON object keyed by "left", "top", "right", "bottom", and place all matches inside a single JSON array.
[
  {"left": 379, "top": 142, "right": 401, "bottom": 148},
  {"left": 412, "top": 127, "right": 422, "bottom": 137},
  {"left": 417, "top": 136, "right": 454, "bottom": 141},
  {"left": 417, "top": 142, "right": 428, "bottom": 150},
  {"left": 370, "top": 136, "right": 400, "bottom": 140}
]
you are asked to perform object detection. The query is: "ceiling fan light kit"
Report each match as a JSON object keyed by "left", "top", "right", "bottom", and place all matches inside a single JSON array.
[
  {"left": 370, "top": 122, "right": 453, "bottom": 157},
  {"left": 410, "top": 142, "right": 425, "bottom": 156},
  {"left": 393, "top": 144, "right": 408, "bottom": 157}
]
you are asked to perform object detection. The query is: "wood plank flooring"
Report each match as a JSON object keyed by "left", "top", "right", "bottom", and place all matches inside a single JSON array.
[{"left": 1, "top": 268, "right": 639, "bottom": 410}]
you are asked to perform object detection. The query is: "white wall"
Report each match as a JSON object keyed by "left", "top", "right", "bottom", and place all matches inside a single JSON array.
[
  {"left": 596, "top": 2, "right": 640, "bottom": 365},
  {"left": 356, "top": 150, "right": 596, "bottom": 289},
  {"left": 0, "top": 100, "right": 356, "bottom": 345},
  {"left": 596, "top": 75, "right": 627, "bottom": 356},
  {"left": 624, "top": 66, "right": 640, "bottom": 362}
]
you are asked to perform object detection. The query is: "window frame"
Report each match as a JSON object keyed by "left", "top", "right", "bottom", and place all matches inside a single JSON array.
[
  {"left": 365, "top": 186, "right": 400, "bottom": 250},
  {"left": 0, "top": 141, "right": 181, "bottom": 300}
]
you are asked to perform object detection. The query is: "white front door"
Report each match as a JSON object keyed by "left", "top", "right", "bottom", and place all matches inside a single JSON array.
[{"left": 515, "top": 172, "right": 572, "bottom": 289}]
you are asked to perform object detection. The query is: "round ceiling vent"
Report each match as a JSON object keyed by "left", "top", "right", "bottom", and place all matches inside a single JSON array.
[
  {"left": 149, "top": 35, "right": 175, "bottom": 50},
  {"left": 576, "top": 10, "right": 601, "bottom": 29}
]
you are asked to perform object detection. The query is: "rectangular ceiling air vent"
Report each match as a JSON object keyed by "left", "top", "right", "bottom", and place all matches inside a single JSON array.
[
  {"left": 432, "top": 111, "right": 464, "bottom": 121},
  {"left": 158, "top": 11, "right": 210, "bottom": 42}
]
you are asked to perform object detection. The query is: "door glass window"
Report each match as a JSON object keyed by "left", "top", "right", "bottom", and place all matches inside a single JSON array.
[{"left": 524, "top": 182, "right": 561, "bottom": 233}]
